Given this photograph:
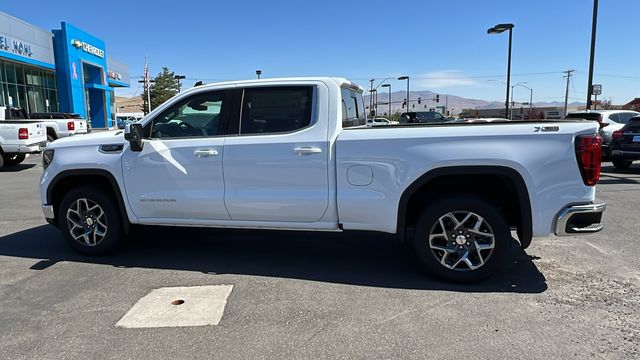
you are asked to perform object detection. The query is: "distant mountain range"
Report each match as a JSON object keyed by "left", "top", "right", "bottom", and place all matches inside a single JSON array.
[
  {"left": 365, "top": 91, "right": 585, "bottom": 115},
  {"left": 116, "top": 92, "right": 585, "bottom": 116}
]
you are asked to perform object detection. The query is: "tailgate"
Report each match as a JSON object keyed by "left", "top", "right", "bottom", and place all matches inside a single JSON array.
[
  {"left": 74, "top": 120, "right": 88, "bottom": 134},
  {"left": 27, "top": 122, "right": 47, "bottom": 143}
]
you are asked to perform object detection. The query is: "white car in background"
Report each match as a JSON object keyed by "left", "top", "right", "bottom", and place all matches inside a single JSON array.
[
  {"left": 565, "top": 110, "right": 640, "bottom": 157},
  {"left": 367, "top": 117, "right": 399, "bottom": 125}
]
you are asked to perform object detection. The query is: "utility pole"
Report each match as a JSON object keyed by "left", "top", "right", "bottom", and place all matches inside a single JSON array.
[
  {"left": 586, "top": 0, "right": 599, "bottom": 109},
  {"left": 563, "top": 69, "right": 574, "bottom": 117}
]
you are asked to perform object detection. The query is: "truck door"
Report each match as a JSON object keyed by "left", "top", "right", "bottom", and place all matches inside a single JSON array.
[
  {"left": 223, "top": 84, "right": 329, "bottom": 222},
  {"left": 121, "top": 89, "right": 233, "bottom": 220}
]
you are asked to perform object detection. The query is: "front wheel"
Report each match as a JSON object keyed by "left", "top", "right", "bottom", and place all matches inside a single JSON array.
[
  {"left": 58, "top": 185, "right": 124, "bottom": 255},
  {"left": 3, "top": 154, "right": 26, "bottom": 166},
  {"left": 612, "top": 159, "right": 633, "bottom": 169},
  {"left": 413, "top": 195, "right": 510, "bottom": 283}
]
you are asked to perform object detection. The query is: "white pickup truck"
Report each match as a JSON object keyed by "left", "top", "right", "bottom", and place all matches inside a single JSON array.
[
  {"left": 0, "top": 107, "right": 88, "bottom": 142},
  {"left": 39, "top": 77, "right": 606, "bottom": 282},
  {"left": 0, "top": 112, "right": 47, "bottom": 168}
]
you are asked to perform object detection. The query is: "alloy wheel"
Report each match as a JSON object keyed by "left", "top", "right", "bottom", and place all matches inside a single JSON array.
[
  {"left": 66, "top": 198, "right": 108, "bottom": 246},
  {"left": 428, "top": 211, "right": 496, "bottom": 271}
]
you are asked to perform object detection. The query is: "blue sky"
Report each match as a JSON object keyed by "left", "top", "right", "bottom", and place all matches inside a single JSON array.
[{"left": 4, "top": 0, "right": 639, "bottom": 104}]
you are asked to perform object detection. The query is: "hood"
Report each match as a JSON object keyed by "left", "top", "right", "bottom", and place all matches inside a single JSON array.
[{"left": 47, "top": 130, "right": 125, "bottom": 149}]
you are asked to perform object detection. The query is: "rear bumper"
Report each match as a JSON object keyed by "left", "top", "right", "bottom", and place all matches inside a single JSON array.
[
  {"left": 15, "top": 141, "right": 47, "bottom": 154},
  {"left": 610, "top": 149, "right": 640, "bottom": 160},
  {"left": 555, "top": 201, "right": 606, "bottom": 236}
]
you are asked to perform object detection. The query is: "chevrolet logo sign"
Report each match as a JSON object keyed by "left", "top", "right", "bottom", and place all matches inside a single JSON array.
[{"left": 70, "top": 39, "right": 104, "bottom": 58}]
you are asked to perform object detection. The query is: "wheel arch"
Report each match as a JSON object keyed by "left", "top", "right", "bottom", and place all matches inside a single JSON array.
[
  {"left": 396, "top": 166, "right": 533, "bottom": 248},
  {"left": 47, "top": 169, "right": 130, "bottom": 233}
]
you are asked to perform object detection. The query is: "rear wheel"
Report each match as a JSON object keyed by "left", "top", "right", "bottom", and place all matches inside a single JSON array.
[
  {"left": 612, "top": 159, "right": 633, "bottom": 169},
  {"left": 58, "top": 185, "right": 124, "bottom": 255},
  {"left": 413, "top": 195, "right": 510, "bottom": 283},
  {"left": 3, "top": 154, "right": 26, "bottom": 166}
]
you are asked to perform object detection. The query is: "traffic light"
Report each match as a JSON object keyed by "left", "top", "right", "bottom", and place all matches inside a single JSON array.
[
  {"left": 402, "top": 99, "right": 406, "bottom": 108},
  {"left": 436, "top": 95, "right": 440, "bottom": 103},
  {"left": 418, "top": 97, "right": 421, "bottom": 104}
]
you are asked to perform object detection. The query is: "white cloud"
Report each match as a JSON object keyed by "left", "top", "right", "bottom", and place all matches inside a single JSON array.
[{"left": 416, "top": 70, "right": 477, "bottom": 88}]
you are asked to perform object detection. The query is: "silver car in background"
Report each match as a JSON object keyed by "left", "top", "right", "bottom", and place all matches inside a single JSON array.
[{"left": 565, "top": 110, "right": 640, "bottom": 157}]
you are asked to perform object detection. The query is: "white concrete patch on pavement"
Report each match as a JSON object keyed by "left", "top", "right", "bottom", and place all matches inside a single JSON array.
[{"left": 116, "top": 285, "right": 233, "bottom": 328}]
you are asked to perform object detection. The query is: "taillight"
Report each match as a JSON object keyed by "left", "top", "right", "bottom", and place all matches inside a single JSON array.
[
  {"left": 18, "top": 128, "right": 29, "bottom": 140},
  {"left": 576, "top": 134, "right": 602, "bottom": 186},
  {"left": 612, "top": 129, "right": 624, "bottom": 140},
  {"left": 67, "top": 121, "right": 75, "bottom": 131}
]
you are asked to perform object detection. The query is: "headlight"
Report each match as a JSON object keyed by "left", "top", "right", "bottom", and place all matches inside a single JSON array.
[{"left": 42, "top": 149, "right": 55, "bottom": 169}]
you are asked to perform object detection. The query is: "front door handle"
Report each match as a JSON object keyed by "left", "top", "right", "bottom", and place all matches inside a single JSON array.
[
  {"left": 294, "top": 146, "right": 322, "bottom": 155},
  {"left": 193, "top": 149, "right": 218, "bottom": 157}
]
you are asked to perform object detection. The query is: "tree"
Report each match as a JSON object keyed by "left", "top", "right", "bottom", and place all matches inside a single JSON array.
[{"left": 141, "top": 67, "right": 179, "bottom": 113}]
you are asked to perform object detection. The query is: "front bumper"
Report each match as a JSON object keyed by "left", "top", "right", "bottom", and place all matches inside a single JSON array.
[
  {"left": 42, "top": 204, "right": 56, "bottom": 225},
  {"left": 555, "top": 201, "right": 606, "bottom": 236}
]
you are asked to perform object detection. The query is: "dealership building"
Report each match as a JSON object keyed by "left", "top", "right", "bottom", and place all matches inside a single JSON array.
[{"left": 0, "top": 12, "right": 130, "bottom": 128}]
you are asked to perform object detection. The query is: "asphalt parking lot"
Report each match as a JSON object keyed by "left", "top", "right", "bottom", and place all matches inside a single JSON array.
[{"left": 1, "top": 155, "right": 639, "bottom": 359}]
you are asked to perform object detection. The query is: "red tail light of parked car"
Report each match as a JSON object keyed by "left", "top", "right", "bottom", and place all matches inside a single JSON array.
[
  {"left": 612, "top": 129, "right": 624, "bottom": 140},
  {"left": 18, "top": 128, "right": 29, "bottom": 140},
  {"left": 67, "top": 121, "right": 75, "bottom": 131}
]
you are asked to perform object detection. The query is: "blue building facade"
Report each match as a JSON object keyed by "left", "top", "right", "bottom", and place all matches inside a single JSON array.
[
  {"left": 0, "top": 12, "right": 129, "bottom": 128},
  {"left": 52, "top": 22, "right": 129, "bottom": 128}
]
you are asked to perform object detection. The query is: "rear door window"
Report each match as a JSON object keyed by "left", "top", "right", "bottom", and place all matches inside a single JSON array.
[
  {"left": 617, "top": 112, "right": 638, "bottom": 124},
  {"left": 239, "top": 86, "right": 313, "bottom": 135}
]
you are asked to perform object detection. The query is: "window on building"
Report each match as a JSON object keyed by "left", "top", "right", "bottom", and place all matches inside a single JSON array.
[
  {"left": 239, "top": 86, "right": 313, "bottom": 135},
  {"left": 5, "top": 62, "right": 16, "bottom": 84}
]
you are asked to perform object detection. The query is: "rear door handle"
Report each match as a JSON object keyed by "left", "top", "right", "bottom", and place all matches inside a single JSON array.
[
  {"left": 193, "top": 149, "right": 218, "bottom": 157},
  {"left": 294, "top": 146, "right": 322, "bottom": 155}
]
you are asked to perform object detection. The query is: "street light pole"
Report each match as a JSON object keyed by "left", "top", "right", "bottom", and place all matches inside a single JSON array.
[
  {"left": 509, "top": 81, "right": 527, "bottom": 120},
  {"left": 488, "top": 23, "right": 515, "bottom": 120},
  {"left": 586, "top": 0, "right": 598, "bottom": 109},
  {"left": 256, "top": 70, "right": 262, "bottom": 79}
]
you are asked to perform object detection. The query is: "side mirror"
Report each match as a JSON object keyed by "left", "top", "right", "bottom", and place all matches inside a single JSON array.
[{"left": 124, "top": 123, "right": 144, "bottom": 152}]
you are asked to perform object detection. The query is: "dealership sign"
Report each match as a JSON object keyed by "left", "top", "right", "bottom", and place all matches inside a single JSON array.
[
  {"left": 71, "top": 39, "right": 104, "bottom": 58},
  {"left": 0, "top": 35, "right": 33, "bottom": 57}
]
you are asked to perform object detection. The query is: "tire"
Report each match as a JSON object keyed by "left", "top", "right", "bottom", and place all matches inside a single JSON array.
[
  {"left": 612, "top": 159, "right": 632, "bottom": 169},
  {"left": 3, "top": 154, "right": 26, "bottom": 166},
  {"left": 413, "top": 194, "right": 510, "bottom": 283},
  {"left": 58, "top": 185, "right": 124, "bottom": 255},
  {"left": 0, "top": 152, "right": 4, "bottom": 169}
]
